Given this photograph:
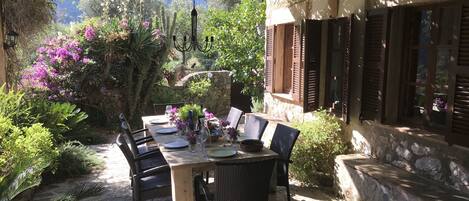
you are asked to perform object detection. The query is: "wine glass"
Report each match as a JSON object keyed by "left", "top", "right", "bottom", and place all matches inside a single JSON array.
[
  {"left": 199, "top": 129, "right": 209, "bottom": 158},
  {"left": 165, "top": 105, "right": 172, "bottom": 118}
]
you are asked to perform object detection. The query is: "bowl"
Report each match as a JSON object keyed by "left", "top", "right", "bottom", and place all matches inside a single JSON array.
[{"left": 240, "top": 139, "right": 264, "bottom": 152}]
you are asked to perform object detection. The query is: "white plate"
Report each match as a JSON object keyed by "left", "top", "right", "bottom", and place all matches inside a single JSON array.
[
  {"left": 155, "top": 127, "right": 178, "bottom": 135},
  {"left": 149, "top": 118, "right": 168, "bottom": 124},
  {"left": 164, "top": 140, "right": 189, "bottom": 149},
  {"left": 207, "top": 147, "right": 237, "bottom": 158}
]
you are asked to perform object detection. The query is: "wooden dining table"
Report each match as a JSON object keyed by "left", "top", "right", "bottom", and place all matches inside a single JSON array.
[{"left": 142, "top": 115, "right": 279, "bottom": 201}]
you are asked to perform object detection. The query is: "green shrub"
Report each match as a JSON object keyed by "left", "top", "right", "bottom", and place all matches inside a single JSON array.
[
  {"left": 187, "top": 77, "right": 212, "bottom": 99},
  {"left": 152, "top": 85, "right": 185, "bottom": 104},
  {"left": 251, "top": 98, "right": 264, "bottom": 113},
  {"left": 29, "top": 99, "right": 89, "bottom": 143},
  {"left": 0, "top": 85, "right": 33, "bottom": 127},
  {"left": 0, "top": 116, "right": 58, "bottom": 201},
  {"left": 178, "top": 104, "right": 203, "bottom": 121},
  {"left": 291, "top": 110, "right": 349, "bottom": 187},
  {"left": 52, "top": 183, "right": 104, "bottom": 201},
  {"left": 53, "top": 141, "right": 103, "bottom": 178}
]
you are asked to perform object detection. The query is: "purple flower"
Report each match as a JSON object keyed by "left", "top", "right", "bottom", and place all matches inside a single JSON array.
[
  {"left": 176, "top": 119, "right": 187, "bottom": 131},
  {"left": 37, "top": 47, "right": 46, "bottom": 54},
  {"left": 82, "top": 57, "right": 92, "bottom": 64},
  {"left": 152, "top": 29, "right": 161, "bottom": 39},
  {"left": 220, "top": 120, "right": 230, "bottom": 127},
  {"left": 227, "top": 127, "right": 239, "bottom": 141},
  {"left": 71, "top": 53, "right": 80, "bottom": 62},
  {"left": 142, "top": 21, "right": 150, "bottom": 29},
  {"left": 186, "top": 130, "right": 197, "bottom": 144},
  {"left": 204, "top": 111, "right": 215, "bottom": 119},
  {"left": 119, "top": 19, "right": 129, "bottom": 29},
  {"left": 84, "top": 26, "right": 96, "bottom": 41},
  {"left": 56, "top": 48, "right": 69, "bottom": 59}
]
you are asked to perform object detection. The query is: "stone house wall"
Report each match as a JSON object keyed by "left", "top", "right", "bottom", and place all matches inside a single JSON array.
[{"left": 264, "top": 0, "right": 469, "bottom": 195}]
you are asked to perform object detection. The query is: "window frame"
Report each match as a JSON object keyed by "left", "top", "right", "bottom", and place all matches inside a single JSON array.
[{"left": 399, "top": 4, "right": 459, "bottom": 131}]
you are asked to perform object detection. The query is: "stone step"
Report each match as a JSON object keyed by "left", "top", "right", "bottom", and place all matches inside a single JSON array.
[{"left": 335, "top": 154, "right": 469, "bottom": 201}]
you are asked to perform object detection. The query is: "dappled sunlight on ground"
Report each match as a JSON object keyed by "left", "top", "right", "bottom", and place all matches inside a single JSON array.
[{"left": 33, "top": 143, "right": 339, "bottom": 201}]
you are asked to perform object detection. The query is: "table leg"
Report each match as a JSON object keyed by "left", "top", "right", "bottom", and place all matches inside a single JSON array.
[{"left": 171, "top": 167, "right": 194, "bottom": 201}]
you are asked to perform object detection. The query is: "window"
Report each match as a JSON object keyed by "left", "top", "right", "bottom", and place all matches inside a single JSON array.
[
  {"left": 264, "top": 23, "right": 295, "bottom": 95},
  {"left": 325, "top": 18, "right": 351, "bottom": 120},
  {"left": 265, "top": 22, "right": 316, "bottom": 106},
  {"left": 401, "top": 6, "right": 457, "bottom": 129}
]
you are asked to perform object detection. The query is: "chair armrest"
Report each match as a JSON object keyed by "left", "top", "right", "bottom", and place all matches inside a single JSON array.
[
  {"left": 136, "top": 164, "right": 170, "bottom": 178},
  {"left": 132, "top": 128, "right": 149, "bottom": 135},
  {"left": 135, "top": 136, "right": 154, "bottom": 145},
  {"left": 135, "top": 149, "right": 162, "bottom": 161}
]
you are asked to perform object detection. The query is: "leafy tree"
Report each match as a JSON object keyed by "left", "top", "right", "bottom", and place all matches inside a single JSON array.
[
  {"left": 204, "top": 0, "right": 266, "bottom": 99},
  {"left": 78, "top": 0, "right": 163, "bottom": 20}
]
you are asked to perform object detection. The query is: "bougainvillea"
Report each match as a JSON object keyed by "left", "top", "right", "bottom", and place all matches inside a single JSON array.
[
  {"left": 21, "top": 17, "right": 170, "bottom": 123},
  {"left": 22, "top": 35, "right": 93, "bottom": 101}
]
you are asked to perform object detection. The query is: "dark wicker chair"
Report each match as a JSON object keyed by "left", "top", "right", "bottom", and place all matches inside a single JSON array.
[
  {"left": 243, "top": 115, "right": 269, "bottom": 140},
  {"left": 153, "top": 102, "right": 186, "bottom": 115},
  {"left": 119, "top": 113, "right": 154, "bottom": 147},
  {"left": 270, "top": 124, "right": 300, "bottom": 201},
  {"left": 194, "top": 159, "right": 275, "bottom": 201},
  {"left": 116, "top": 134, "right": 171, "bottom": 201},
  {"left": 119, "top": 114, "right": 167, "bottom": 170},
  {"left": 226, "top": 107, "right": 244, "bottom": 129}
]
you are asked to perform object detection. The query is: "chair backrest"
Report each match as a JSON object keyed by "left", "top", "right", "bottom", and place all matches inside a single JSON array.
[
  {"left": 120, "top": 121, "right": 141, "bottom": 158},
  {"left": 119, "top": 113, "right": 133, "bottom": 131},
  {"left": 214, "top": 159, "right": 275, "bottom": 201},
  {"left": 153, "top": 102, "right": 186, "bottom": 115},
  {"left": 116, "top": 134, "right": 138, "bottom": 175},
  {"left": 269, "top": 124, "right": 300, "bottom": 161},
  {"left": 243, "top": 115, "right": 269, "bottom": 140},
  {"left": 226, "top": 107, "right": 243, "bottom": 129}
]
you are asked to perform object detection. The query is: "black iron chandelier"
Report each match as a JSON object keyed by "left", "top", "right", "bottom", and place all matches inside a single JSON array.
[{"left": 172, "top": 0, "right": 214, "bottom": 53}]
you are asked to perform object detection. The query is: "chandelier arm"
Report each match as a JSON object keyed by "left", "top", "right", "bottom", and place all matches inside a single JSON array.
[
  {"left": 196, "top": 39, "right": 214, "bottom": 53},
  {"left": 173, "top": 37, "right": 193, "bottom": 52}
]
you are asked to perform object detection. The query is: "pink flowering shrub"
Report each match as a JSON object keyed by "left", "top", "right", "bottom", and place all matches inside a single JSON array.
[
  {"left": 22, "top": 17, "right": 167, "bottom": 122},
  {"left": 22, "top": 35, "right": 92, "bottom": 100}
]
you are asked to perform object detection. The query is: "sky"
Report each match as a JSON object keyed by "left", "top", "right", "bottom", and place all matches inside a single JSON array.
[{"left": 54, "top": 0, "right": 208, "bottom": 24}]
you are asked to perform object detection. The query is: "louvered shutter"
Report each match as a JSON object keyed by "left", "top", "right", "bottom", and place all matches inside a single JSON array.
[
  {"left": 265, "top": 26, "right": 275, "bottom": 93},
  {"left": 340, "top": 17, "right": 353, "bottom": 124},
  {"left": 292, "top": 24, "right": 302, "bottom": 102},
  {"left": 360, "top": 9, "right": 391, "bottom": 122},
  {"left": 447, "top": 4, "right": 469, "bottom": 147},
  {"left": 303, "top": 20, "right": 322, "bottom": 112}
]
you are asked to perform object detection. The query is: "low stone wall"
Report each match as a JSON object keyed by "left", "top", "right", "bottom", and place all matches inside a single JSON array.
[
  {"left": 347, "top": 121, "right": 469, "bottom": 194},
  {"left": 263, "top": 93, "right": 305, "bottom": 122},
  {"left": 176, "top": 71, "right": 231, "bottom": 116},
  {"left": 335, "top": 154, "right": 469, "bottom": 201}
]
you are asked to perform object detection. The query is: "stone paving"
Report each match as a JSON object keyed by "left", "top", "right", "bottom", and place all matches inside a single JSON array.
[{"left": 32, "top": 143, "right": 338, "bottom": 201}]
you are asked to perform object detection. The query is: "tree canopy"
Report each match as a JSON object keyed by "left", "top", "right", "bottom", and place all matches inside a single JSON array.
[{"left": 204, "top": 0, "right": 266, "bottom": 99}]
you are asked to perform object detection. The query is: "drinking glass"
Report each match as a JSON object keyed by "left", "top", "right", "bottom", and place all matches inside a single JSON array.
[
  {"left": 199, "top": 130, "right": 209, "bottom": 158},
  {"left": 165, "top": 105, "right": 172, "bottom": 119}
]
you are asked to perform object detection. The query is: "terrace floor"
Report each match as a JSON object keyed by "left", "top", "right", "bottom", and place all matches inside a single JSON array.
[{"left": 32, "top": 143, "right": 340, "bottom": 201}]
